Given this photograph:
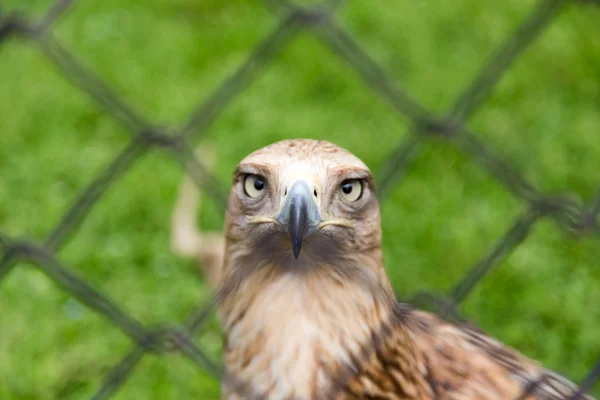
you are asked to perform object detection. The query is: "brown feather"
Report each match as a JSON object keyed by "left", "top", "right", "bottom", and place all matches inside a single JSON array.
[
  {"left": 171, "top": 139, "right": 594, "bottom": 400},
  {"left": 336, "top": 305, "right": 593, "bottom": 399}
]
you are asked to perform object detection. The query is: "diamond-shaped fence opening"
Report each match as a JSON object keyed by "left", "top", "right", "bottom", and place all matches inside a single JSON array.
[{"left": 1, "top": 0, "right": 599, "bottom": 398}]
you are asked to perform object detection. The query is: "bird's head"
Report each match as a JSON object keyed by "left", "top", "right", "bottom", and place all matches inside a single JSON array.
[
  {"left": 221, "top": 139, "right": 388, "bottom": 287},
  {"left": 217, "top": 140, "right": 395, "bottom": 395}
]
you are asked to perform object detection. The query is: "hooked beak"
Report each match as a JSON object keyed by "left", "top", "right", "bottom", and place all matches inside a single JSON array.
[{"left": 278, "top": 180, "right": 321, "bottom": 259}]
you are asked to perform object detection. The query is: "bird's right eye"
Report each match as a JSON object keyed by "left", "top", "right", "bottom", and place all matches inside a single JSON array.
[{"left": 243, "top": 174, "right": 266, "bottom": 198}]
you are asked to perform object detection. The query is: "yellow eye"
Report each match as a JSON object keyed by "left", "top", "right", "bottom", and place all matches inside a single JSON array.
[
  {"left": 244, "top": 174, "right": 266, "bottom": 198},
  {"left": 340, "top": 179, "right": 363, "bottom": 202}
]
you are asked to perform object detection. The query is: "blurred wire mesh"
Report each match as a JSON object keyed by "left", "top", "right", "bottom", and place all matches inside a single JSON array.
[{"left": 0, "top": 0, "right": 599, "bottom": 398}]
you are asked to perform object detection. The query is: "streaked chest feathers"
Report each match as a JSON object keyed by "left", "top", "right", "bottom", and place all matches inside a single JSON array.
[{"left": 220, "top": 272, "right": 390, "bottom": 399}]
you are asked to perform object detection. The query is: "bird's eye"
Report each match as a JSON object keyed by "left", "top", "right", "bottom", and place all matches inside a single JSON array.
[
  {"left": 340, "top": 179, "right": 363, "bottom": 202},
  {"left": 243, "top": 174, "right": 266, "bottom": 198}
]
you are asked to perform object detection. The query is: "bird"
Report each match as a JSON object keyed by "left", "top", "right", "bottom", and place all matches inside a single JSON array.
[{"left": 171, "top": 139, "right": 594, "bottom": 400}]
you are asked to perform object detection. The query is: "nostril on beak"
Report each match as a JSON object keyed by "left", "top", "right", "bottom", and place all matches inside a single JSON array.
[
  {"left": 313, "top": 189, "right": 317, "bottom": 198},
  {"left": 284, "top": 187, "right": 288, "bottom": 196},
  {"left": 278, "top": 180, "right": 322, "bottom": 259}
]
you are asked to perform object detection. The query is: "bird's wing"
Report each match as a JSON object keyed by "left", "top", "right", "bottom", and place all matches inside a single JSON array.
[{"left": 338, "top": 306, "right": 593, "bottom": 400}]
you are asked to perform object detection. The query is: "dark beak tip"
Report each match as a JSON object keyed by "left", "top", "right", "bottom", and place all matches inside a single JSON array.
[{"left": 292, "top": 238, "right": 302, "bottom": 259}]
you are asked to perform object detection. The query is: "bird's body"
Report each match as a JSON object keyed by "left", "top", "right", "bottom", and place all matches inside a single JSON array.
[
  {"left": 172, "top": 139, "right": 592, "bottom": 399},
  {"left": 217, "top": 246, "right": 585, "bottom": 400}
]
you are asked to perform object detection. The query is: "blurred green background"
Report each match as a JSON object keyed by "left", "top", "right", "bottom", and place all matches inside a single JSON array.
[{"left": 1, "top": 0, "right": 599, "bottom": 398}]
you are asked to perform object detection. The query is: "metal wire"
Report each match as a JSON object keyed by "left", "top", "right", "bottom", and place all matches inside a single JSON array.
[{"left": 1, "top": 0, "right": 599, "bottom": 398}]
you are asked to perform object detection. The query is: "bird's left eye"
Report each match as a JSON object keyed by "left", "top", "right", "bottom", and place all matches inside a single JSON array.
[
  {"left": 244, "top": 174, "right": 266, "bottom": 198},
  {"left": 340, "top": 179, "right": 363, "bottom": 202}
]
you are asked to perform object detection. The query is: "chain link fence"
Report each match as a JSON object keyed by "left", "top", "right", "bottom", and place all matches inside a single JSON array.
[{"left": 1, "top": 0, "right": 599, "bottom": 398}]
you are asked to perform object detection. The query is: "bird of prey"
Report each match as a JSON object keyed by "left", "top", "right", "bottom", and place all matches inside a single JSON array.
[{"left": 171, "top": 139, "right": 593, "bottom": 400}]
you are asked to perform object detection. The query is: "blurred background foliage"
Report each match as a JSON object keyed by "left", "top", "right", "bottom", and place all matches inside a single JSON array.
[{"left": 0, "top": 0, "right": 599, "bottom": 398}]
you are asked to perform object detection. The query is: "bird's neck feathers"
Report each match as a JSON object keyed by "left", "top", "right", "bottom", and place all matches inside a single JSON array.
[{"left": 217, "top": 246, "right": 399, "bottom": 398}]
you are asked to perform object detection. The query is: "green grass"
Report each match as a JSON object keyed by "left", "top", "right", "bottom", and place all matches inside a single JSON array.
[{"left": 1, "top": 0, "right": 599, "bottom": 398}]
